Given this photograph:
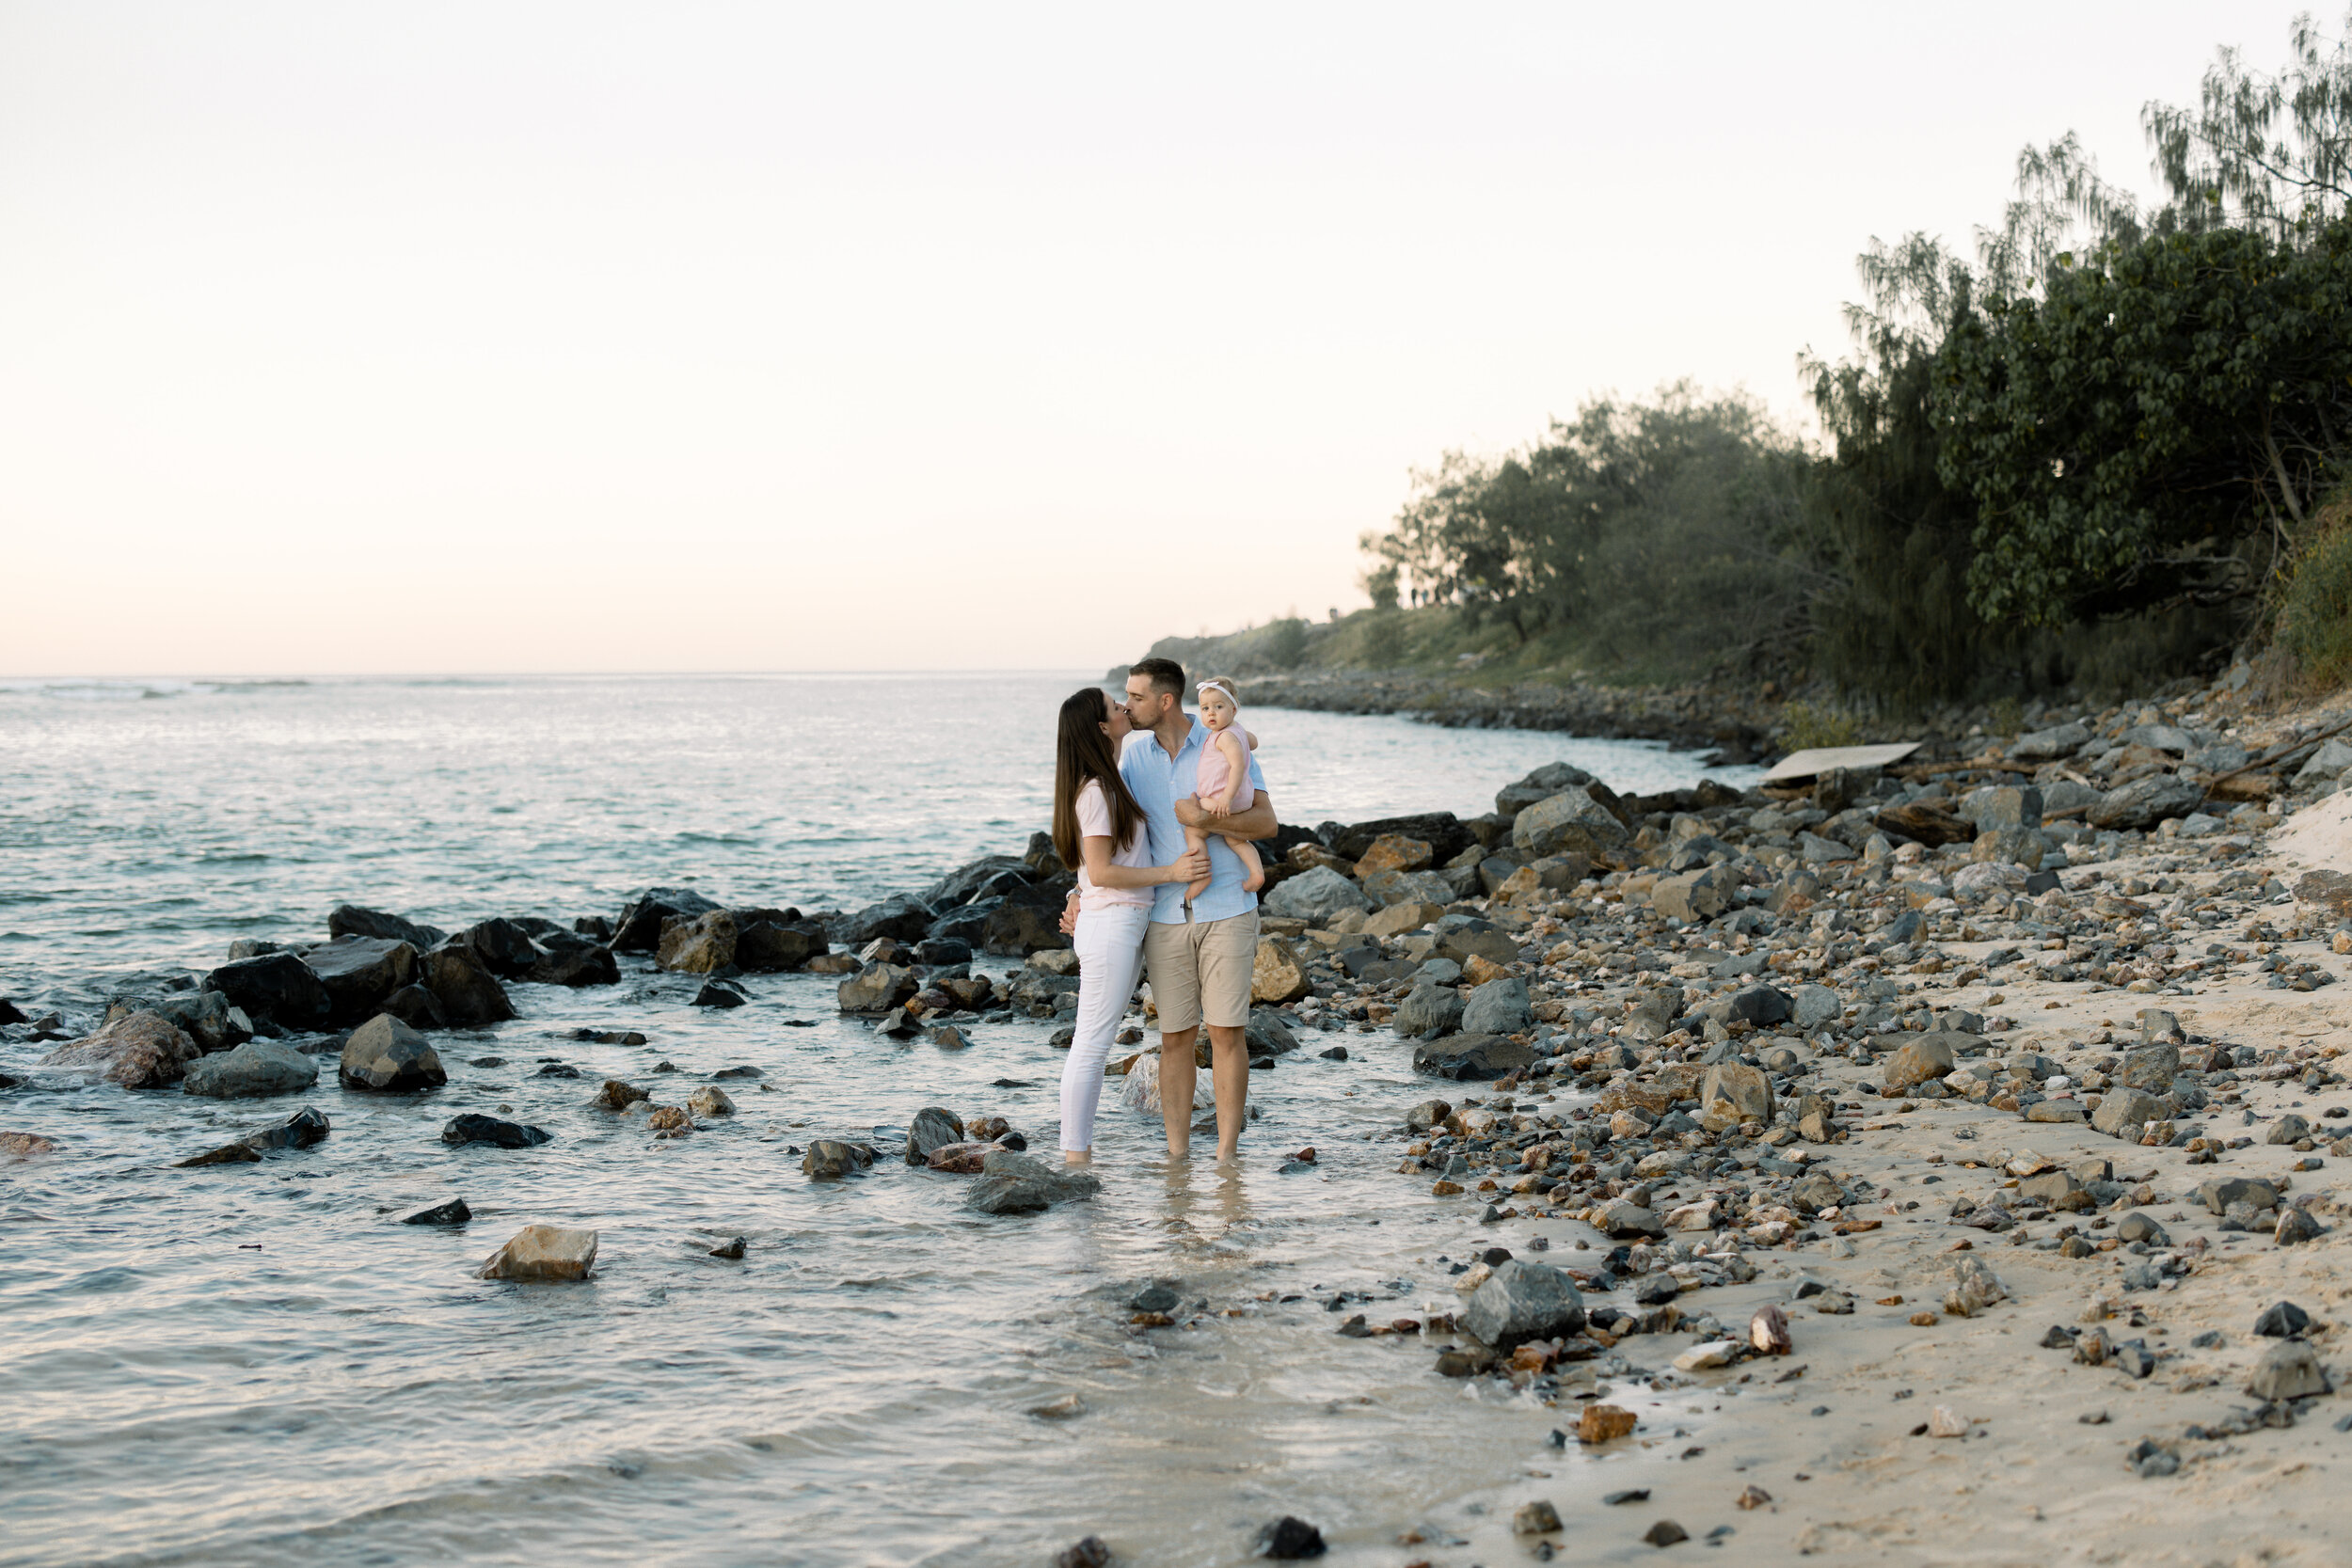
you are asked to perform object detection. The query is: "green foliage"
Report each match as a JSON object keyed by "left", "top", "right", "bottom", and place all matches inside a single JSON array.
[
  {"left": 2280, "top": 505, "right": 2352, "bottom": 689},
  {"left": 1360, "top": 558, "right": 1401, "bottom": 611},
  {"left": 1361, "top": 610, "right": 1409, "bottom": 667},
  {"left": 1265, "top": 616, "right": 1309, "bottom": 669},
  {"left": 1782, "top": 701, "right": 1860, "bottom": 751},
  {"left": 1940, "top": 220, "right": 2352, "bottom": 627},
  {"left": 1365, "top": 385, "right": 1810, "bottom": 679}
]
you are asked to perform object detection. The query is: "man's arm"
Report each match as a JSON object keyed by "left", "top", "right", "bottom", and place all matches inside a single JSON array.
[{"left": 1175, "top": 791, "right": 1277, "bottom": 842}]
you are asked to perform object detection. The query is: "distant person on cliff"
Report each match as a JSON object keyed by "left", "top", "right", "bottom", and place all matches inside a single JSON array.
[
  {"left": 1050, "top": 686, "right": 1211, "bottom": 1167},
  {"left": 1061, "top": 657, "right": 1279, "bottom": 1163},
  {"left": 1183, "top": 676, "right": 1266, "bottom": 902}
]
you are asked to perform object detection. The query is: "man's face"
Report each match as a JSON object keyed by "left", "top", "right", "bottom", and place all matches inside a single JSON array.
[{"left": 1124, "top": 675, "right": 1177, "bottom": 729}]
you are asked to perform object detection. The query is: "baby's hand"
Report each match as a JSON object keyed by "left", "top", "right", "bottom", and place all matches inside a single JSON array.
[{"left": 1200, "top": 800, "right": 1228, "bottom": 818}]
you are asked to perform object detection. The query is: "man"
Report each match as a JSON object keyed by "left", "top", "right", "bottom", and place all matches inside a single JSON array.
[{"left": 1066, "top": 657, "right": 1279, "bottom": 1160}]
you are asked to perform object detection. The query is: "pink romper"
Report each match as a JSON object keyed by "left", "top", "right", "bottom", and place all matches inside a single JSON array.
[{"left": 1194, "top": 732, "right": 1255, "bottom": 814}]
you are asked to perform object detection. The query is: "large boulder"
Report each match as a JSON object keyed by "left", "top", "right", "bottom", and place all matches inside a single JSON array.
[
  {"left": 919, "top": 855, "right": 1033, "bottom": 910},
  {"left": 40, "top": 1011, "right": 201, "bottom": 1088},
  {"left": 527, "top": 946, "right": 620, "bottom": 987},
  {"left": 842, "top": 895, "right": 937, "bottom": 946},
  {"left": 657, "top": 909, "right": 739, "bottom": 973},
  {"left": 183, "top": 1039, "right": 319, "bottom": 1099},
  {"left": 965, "top": 1149, "right": 1102, "bottom": 1213},
  {"left": 905, "top": 1106, "right": 965, "bottom": 1165},
  {"left": 1263, "top": 865, "right": 1373, "bottom": 923},
  {"left": 206, "top": 952, "right": 331, "bottom": 1030},
  {"left": 735, "top": 912, "right": 827, "bottom": 973},
  {"left": 1326, "top": 813, "right": 1477, "bottom": 868},
  {"left": 421, "top": 946, "right": 515, "bottom": 1028},
  {"left": 1511, "top": 788, "right": 1631, "bottom": 859},
  {"left": 304, "top": 935, "right": 420, "bottom": 1024},
  {"left": 1251, "top": 938, "right": 1310, "bottom": 1004},
  {"left": 1353, "top": 834, "right": 1434, "bottom": 877},
  {"left": 1461, "top": 1259, "right": 1586, "bottom": 1350},
  {"left": 839, "top": 962, "right": 919, "bottom": 1014},
  {"left": 1461, "top": 977, "right": 1534, "bottom": 1036},
  {"left": 980, "top": 899, "right": 1072, "bottom": 956},
  {"left": 1882, "top": 1035, "right": 1957, "bottom": 1092},
  {"left": 2091, "top": 1086, "right": 2166, "bottom": 1139},
  {"left": 379, "top": 984, "right": 448, "bottom": 1030},
  {"left": 2089, "top": 776, "right": 2206, "bottom": 831},
  {"left": 340, "top": 1014, "right": 448, "bottom": 1091},
  {"left": 1434, "top": 919, "right": 1518, "bottom": 968},
  {"left": 803, "top": 1138, "right": 875, "bottom": 1180},
  {"left": 1359, "top": 868, "right": 1457, "bottom": 908},
  {"left": 610, "top": 887, "right": 721, "bottom": 953},
  {"left": 447, "top": 918, "right": 542, "bottom": 979},
  {"left": 1496, "top": 763, "right": 1597, "bottom": 822},
  {"left": 328, "top": 905, "right": 447, "bottom": 948}
]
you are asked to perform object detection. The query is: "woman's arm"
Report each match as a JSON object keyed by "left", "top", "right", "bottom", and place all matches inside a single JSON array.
[{"left": 1084, "top": 836, "right": 1208, "bottom": 889}]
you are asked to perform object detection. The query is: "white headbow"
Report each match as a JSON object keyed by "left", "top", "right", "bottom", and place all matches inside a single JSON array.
[{"left": 1197, "top": 679, "right": 1239, "bottom": 706}]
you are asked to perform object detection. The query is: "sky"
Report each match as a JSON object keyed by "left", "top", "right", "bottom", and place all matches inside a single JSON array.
[{"left": 0, "top": 1, "right": 2325, "bottom": 676}]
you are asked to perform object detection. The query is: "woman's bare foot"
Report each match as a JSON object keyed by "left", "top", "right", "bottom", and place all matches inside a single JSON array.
[{"left": 1063, "top": 1149, "right": 1092, "bottom": 1167}]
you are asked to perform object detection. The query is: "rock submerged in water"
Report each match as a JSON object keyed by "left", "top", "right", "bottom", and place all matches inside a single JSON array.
[
  {"left": 1, "top": 1132, "right": 59, "bottom": 1160},
  {"left": 305, "top": 935, "right": 421, "bottom": 1025},
  {"left": 340, "top": 1015, "right": 448, "bottom": 1092},
  {"left": 401, "top": 1196, "right": 471, "bottom": 1226},
  {"left": 183, "top": 1039, "right": 319, "bottom": 1099},
  {"left": 476, "top": 1224, "right": 597, "bottom": 1282},
  {"left": 803, "top": 1139, "right": 875, "bottom": 1180},
  {"left": 206, "top": 952, "right": 333, "bottom": 1031},
  {"left": 964, "top": 1149, "right": 1100, "bottom": 1214},
  {"left": 174, "top": 1106, "right": 330, "bottom": 1165},
  {"left": 687, "top": 1086, "right": 735, "bottom": 1118},
  {"left": 441, "top": 1114, "right": 550, "bottom": 1149},
  {"left": 1460, "top": 1259, "right": 1586, "bottom": 1350},
  {"left": 40, "top": 1010, "right": 201, "bottom": 1089}
]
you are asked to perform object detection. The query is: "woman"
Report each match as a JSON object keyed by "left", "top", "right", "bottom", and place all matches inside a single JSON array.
[{"left": 1050, "top": 686, "right": 1205, "bottom": 1165}]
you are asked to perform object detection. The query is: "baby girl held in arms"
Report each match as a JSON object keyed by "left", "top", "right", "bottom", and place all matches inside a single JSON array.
[{"left": 1185, "top": 676, "right": 1263, "bottom": 902}]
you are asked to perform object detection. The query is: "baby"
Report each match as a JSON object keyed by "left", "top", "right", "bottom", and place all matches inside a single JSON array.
[{"left": 1186, "top": 676, "right": 1263, "bottom": 901}]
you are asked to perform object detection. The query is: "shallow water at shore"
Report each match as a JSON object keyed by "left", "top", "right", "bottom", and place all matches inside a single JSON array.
[{"left": 0, "top": 674, "right": 1751, "bottom": 1565}]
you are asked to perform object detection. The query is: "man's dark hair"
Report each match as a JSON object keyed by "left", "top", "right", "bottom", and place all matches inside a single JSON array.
[{"left": 1130, "top": 657, "right": 1186, "bottom": 698}]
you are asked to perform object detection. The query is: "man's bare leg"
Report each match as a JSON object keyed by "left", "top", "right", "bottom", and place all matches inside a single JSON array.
[
  {"left": 1159, "top": 1025, "right": 1200, "bottom": 1157},
  {"left": 1204, "top": 1023, "right": 1248, "bottom": 1161}
]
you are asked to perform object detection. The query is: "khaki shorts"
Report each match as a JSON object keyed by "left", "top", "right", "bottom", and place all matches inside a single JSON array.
[{"left": 1144, "top": 909, "right": 1260, "bottom": 1032}]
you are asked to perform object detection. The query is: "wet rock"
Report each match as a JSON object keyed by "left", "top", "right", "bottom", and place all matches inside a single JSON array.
[
  {"left": 0, "top": 1132, "right": 56, "bottom": 1160},
  {"left": 329, "top": 905, "right": 448, "bottom": 949},
  {"left": 964, "top": 1148, "right": 1101, "bottom": 1213},
  {"left": 379, "top": 983, "right": 449, "bottom": 1031},
  {"left": 979, "top": 897, "right": 1073, "bottom": 957},
  {"left": 477, "top": 1224, "right": 597, "bottom": 1282},
  {"left": 708, "top": 1236, "right": 747, "bottom": 1259},
  {"left": 596, "top": 1079, "right": 649, "bottom": 1111},
  {"left": 691, "top": 978, "right": 748, "bottom": 1009},
  {"left": 656, "top": 909, "right": 739, "bottom": 973},
  {"left": 302, "top": 936, "right": 421, "bottom": 1025},
  {"left": 1461, "top": 1259, "right": 1585, "bottom": 1349},
  {"left": 1461, "top": 976, "right": 1534, "bottom": 1036},
  {"left": 687, "top": 1086, "right": 735, "bottom": 1118},
  {"left": 803, "top": 1139, "right": 874, "bottom": 1180},
  {"left": 175, "top": 1140, "right": 262, "bottom": 1166},
  {"left": 1579, "top": 1403, "right": 1637, "bottom": 1443},
  {"left": 1263, "top": 865, "right": 1374, "bottom": 923},
  {"left": 440, "top": 1114, "right": 550, "bottom": 1148},
  {"left": 838, "top": 962, "right": 919, "bottom": 1015},
  {"left": 1252, "top": 937, "right": 1311, "bottom": 1005},
  {"left": 1256, "top": 1517, "right": 1326, "bottom": 1560},
  {"left": 735, "top": 913, "right": 827, "bottom": 973},
  {"left": 1053, "top": 1536, "right": 1112, "bottom": 1568},
  {"left": 39, "top": 1010, "right": 201, "bottom": 1088},
  {"left": 2254, "top": 1301, "right": 2311, "bottom": 1338},
  {"left": 1393, "top": 984, "right": 1465, "bottom": 1039},
  {"left": 1698, "top": 1061, "right": 1774, "bottom": 1130},
  {"left": 1411, "top": 1033, "right": 1535, "bottom": 1081},
  {"left": 843, "top": 894, "right": 938, "bottom": 946},
  {"left": 1595, "top": 1196, "right": 1665, "bottom": 1239},
  {"left": 421, "top": 946, "right": 515, "bottom": 1027},
  {"left": 2248, "top": 1339, "right": 2330, "bottom": 1402},
  {"left": 905, "top": 1106, "right": 965, "bottom": 1164},
  {"left": 206, "top": 952, "right": 332, "bottom": 1030},
  {"left": 444, "top": 918, "right": 541, "bottom": 979},
  {"left": 1512, "top": 786, "right": 1630, "bottom": 859},
  {"left": 245, "top": 1106, "right": 329, "bottom": 1151},
  {"left": 2089, "top": 776, "right": 2206, "bottom": 831},
  {"left": 528, "top": 945, "right": 620, "bottom": 987},
  {"left": 1513, "top": 1500, "right": 1563, "bottom": 1536},
  {"left": 182, "top": 1038, "right": 319, "bottom": 1099},
  {"left": 611, "top": 887, "right": 720, "bottom": 952},
  {"left": 645, "top": 1104, "right": 692, "bottom": 1134},
  {"left": 1406, "top": 1099, "right": 1452, "bottom": 1132},
  {"left": 402, "top": 1197, "right": 471, "bottom": 1225},
  {"left": 150, "top": 990, "right": 251, "bottom": 1053},
  {"left": 340, "top": 1015, "right": 448, "bottom": 1092},
  {"left": 924, "top": 1140, "right": 1006, "bottom": 1173}
]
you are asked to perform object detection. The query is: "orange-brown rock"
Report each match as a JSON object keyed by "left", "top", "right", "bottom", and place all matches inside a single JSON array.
[
  {"left": 1352, "top": 833, "right": 1434, "bottom": 878},
  {"left": 1578, "top": 1402, "right": 1637, "bottom": 1443},
  {"left": 925, "top": 1140, "right": 1008, "bottom": 1173}
]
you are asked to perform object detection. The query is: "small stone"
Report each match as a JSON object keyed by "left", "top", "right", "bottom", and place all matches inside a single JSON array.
[
  {"left": 2277, "top": 1206, "right": 2324, "bottom": 1244},
  {"left": 401, "top": 1197, "right": 471, "bottom": 1226},
  {"left": 687, "top": 1086, "right": 736, "bottom": 1118},
  {"left": 1054, "top": 1537, "right": 1112, "bottom": 1568},
  {"left": 1513, "top": 1500, "right": 1563, "bottom": 1536},
  {"left": 476, "top": 1223, "right": 597, "bottom": 1282},
  {"left": 1749, "top": 1303, "right": 1792, "bottom": 1355},
  {"left": 1735, "top": 1485, "right": 1772, "bottom": 1511},
  {"left": 2116, "top": 1212, "right": 2169, "bottom": 1245},
  {"left": 440, "top": 1114, "right": 550, "bottom": 1148},
  {"left": 708, "top": 1235, "right": 747, "bottom": 1259},
  {"left": 340, "top": 1015, "right": 448, "bottom": 1093},
  {"left": 2255, "top": 1301, "right": 2312, "bottom": 1338},
  {"left": 1642, "top": 1520, "right": 1689, "bottom": 1547},
  {"left": 2248, "top": 1339, "right": 2330, "bottom": 1402},
  {"left": 1673, "top": 1339, "right": 1737, "bottom": 1371},
  {"left": 1580, "top": 1402, "right": 1637, "bottom": 1444},
  {"left": 1603, "top": 1489, "right": 1650, "bottom": 1506},
  {"left": 1927, "top": 1405, "right": 1968, "bottom": 1437},
  {"left": 1256, "top": 1515, "right": 1327, "bottom": 1560},
  {"left": 596, "top": 1079, "right": 649, "bottom": 1111},
  {"left": 803, "top": 1139, "right": 872, "bottom": 1180}
]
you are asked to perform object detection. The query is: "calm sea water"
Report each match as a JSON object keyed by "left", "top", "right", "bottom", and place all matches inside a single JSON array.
[{"left": 0, "top": 674, "right": 1754, "bottom": 1568}]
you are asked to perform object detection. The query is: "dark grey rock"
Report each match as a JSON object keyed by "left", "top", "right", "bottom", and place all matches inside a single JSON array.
[
  {"left": 2248, "top": 1338, "right": 2330, "bottom": 1402},
  {"left": 206, "top": 952, "right": 331, "bottom": 1030},
  {"left": 964, "top": 1149, "right": 1100, "bottom": 1213},
  {"left": 1393, "top": 983, "right": 1465, "bottom": 1039},
  {"left": 421, "top": 945, "right": 515, "bottom": 1027},
  {"left": 183, "top": 1039, "right": 319, "bottom": 1099},
  {"left": 1462, "top": 976, "right": 1534, "bottom": 1036},
  {"left": 440, "top": 1114, "right": 549, "bottom": 1148},
  {"left": 401, "top": 1197, "right": 471, "bottom": 1225},
  {"left": 2254, "top": 1301, "right": 2311, "bottom": 1338},
  {"left": 306, "top": 935, "right": 422, "bottom": 1024},
  {"left": 905, "top": 1106, "right": 964, "bottom": 1164},
  {"left": 328, "top": 905, "right": 447, "bottom": 949},
  {"left": 611, "top": 887, "right": 720, "bottom": 952}
]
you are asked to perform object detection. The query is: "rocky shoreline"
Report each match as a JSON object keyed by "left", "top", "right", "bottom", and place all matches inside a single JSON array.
[{"left": 10, "top": 664, "right": 2352, "bottom": 1560}]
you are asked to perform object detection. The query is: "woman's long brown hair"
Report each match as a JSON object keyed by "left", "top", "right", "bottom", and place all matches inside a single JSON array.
[{"left": 1053, "top": 687, "right": 1147, "bottom": 873}]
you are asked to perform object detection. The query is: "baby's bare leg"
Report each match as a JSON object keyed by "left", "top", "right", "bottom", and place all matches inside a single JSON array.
[{"left": 1225, "top": 833, "right": 1264, "bottom": 892}]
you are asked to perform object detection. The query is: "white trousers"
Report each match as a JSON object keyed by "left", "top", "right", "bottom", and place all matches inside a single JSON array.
[{"left": 1059, "top": 904, "right": 1151, "bottom": 1151}]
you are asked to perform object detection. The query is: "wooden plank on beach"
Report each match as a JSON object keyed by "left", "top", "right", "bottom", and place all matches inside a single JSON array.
[{"left": 1764, "top": 741, "right": 1923, "bottom": 785}]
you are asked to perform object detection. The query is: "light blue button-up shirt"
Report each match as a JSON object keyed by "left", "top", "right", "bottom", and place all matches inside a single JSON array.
[{"left": 1120, "top": 719, "right": 1270, "bottom": 926}]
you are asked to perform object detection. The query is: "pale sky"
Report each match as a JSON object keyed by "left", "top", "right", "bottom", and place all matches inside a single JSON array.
[{"left": 0, "top": 2, "right": 2317, "bottom": 676}]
